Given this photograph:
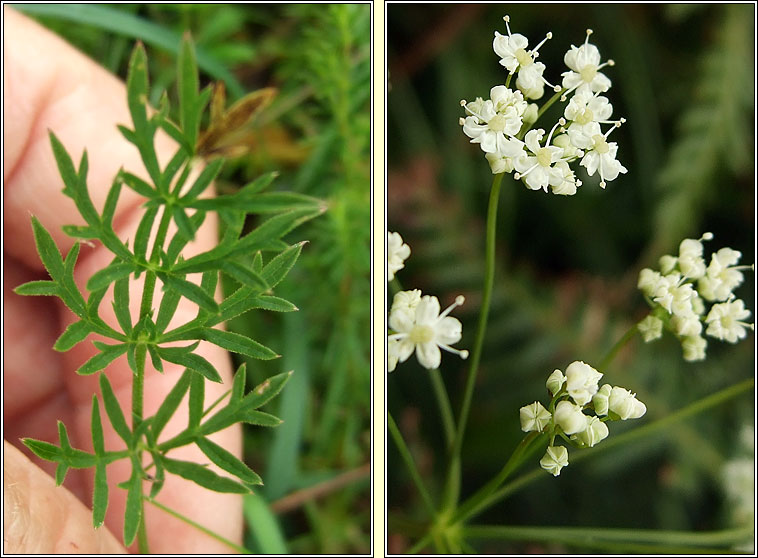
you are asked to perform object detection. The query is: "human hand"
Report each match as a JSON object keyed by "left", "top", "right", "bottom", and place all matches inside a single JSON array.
[{"left": 3, "top": 7, "right": 242, "bottom": 553}]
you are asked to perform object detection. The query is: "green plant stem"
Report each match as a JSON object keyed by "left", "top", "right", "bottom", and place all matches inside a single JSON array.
[
  {"left": 429, "top": 369, "right": 455, "bottom": 449},
  {"left": 451, "top": 432, "right": 546, "bottom": 524},
  {"left": 146, "top": 497, "right": 250, "bottom": 553},
  {"left": 457, "top": 377, "right": 755, "bottom": 524},
  {"left": 443, "top": 172, "right": 504, "bottom": 509},
  {"left": 532, "top": 88, "right": 566, "bottom": 131},
  {"left": 137, "top": 520, "right": 150, "bottom": 553},
  {"left": 388, "top": 411, "right": 437, "bottom": 517},
  {"left": 408, "top": 532, "right": 434, "bottom": 554},
  {"left": 598, "top": 320, "right": 640, "bottom": 371},
  {"left": 462, "top": 524, "right": 754, "bottom": 554}
]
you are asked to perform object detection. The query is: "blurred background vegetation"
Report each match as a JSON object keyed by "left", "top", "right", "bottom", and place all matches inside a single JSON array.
[
  {"left": 15, "top": 3, "right": 371, "bottom": 554},
  {"left": 387, "top": 4, "right": 754, "bottom": 554}
]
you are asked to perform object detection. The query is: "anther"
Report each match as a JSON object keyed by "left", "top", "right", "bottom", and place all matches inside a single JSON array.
[
  {"left": 701, "top": 232, "right": 714, "bottom": 241},
  {"left": 460, "top": 99, "right": 467, "bottom": 106}
]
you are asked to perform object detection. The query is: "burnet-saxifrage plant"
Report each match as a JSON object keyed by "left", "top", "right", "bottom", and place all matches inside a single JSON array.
[{"left": 388, "top": 13, "right": 754, "bottom": 553}]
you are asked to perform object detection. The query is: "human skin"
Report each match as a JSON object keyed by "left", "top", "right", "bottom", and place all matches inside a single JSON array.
[{"left": 3, "top": 7, "right": 242, "bottom": 553}]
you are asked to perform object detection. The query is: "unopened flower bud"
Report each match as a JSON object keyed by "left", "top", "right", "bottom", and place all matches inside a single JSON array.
[
  {"left": 540, "top": 445, "right": 569, "bottom": 476},
  {"left": 554, "top": 400, "right": 589, "bottom": 435},
  {"left": 520, "top": 401, "right": 552, "bottom": 433}
]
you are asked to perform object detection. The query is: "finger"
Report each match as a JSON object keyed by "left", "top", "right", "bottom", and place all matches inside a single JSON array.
[{"left": 3, "top": 441, "right": 126, "bottom": 554}]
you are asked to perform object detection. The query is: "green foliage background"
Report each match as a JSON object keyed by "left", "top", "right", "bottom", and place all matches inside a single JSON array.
[
  {"left": 388, "top": 4, "right": 754, "bottom": 554},
  {"left": 16, "top": 3, "right": 371, "bottom": 554}
]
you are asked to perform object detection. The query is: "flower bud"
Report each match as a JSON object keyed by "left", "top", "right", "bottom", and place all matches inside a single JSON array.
[
  {"left": 540, "top": 445, "right": 569, "bottom": 476},
  {"left": 572, "top": 416, "right": 609, "bottom": 448},
  {"left": 608, "top": 386, "right": 646, "bottom": 420},
  {"left": 565, "top": 361, "right": 602, "bottom": 406},
  {"left": 519, "top": 401, "right": 552, "bottom": 433},
  {"left": 681, "top": 335, "right": 707, "bottom": 362},
  {"left": 637, "top": 315, "right": 663, "bottom": 342},
  {"left": 554, "top": 400, "right": 589, "bottom": 435},
  {"left": 593, "top": 384, "right": 612, "bottom": 416},
  {"left": 546, "top": 369, "right": 565, "bottom": 395}
]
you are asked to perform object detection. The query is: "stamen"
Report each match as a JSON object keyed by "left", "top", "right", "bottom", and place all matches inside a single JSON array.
[
  {"left": 439, "top": 343, "right": 469, "bottom": 359},
  {"left": 503, "top": 15, "right": 512, "bottom": 37},
  {"left": 515, "top": 162, "right": 539, "bottom": 179},
  {"left": 584, "top": 29, "right": 593, "bottom": 48},
  {"left": 700, "top": 232, "right": 714, "bottom": 242},
  {"left": 546, "top": 118, "right": 565, "bottom": 145},
  {"left": 532, "top": 32, "right": 552, "bottom": 54},
  {"left": 439, "top": 295, "right": 466, "bottom": 319}
]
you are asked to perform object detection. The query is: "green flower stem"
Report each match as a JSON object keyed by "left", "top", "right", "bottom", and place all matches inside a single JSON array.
[
  {"left": 146, "top": 497, "right": 250, "bottom": 553},
  {"left": 462, "top": 524, "right": 754, "bottom": 554},
  {"left": 443, "top": 172, "right": 504, "bottom": 509},
  {"left": 457, "top": 377, "right": 755, "bottom": 524},
  {"left": 388, "top": 411, "right": 437, "bottom": 518},
  {"left": 429, "top": 369, "right": 455, "bottom": 449},
  {"left": 598, "top": 320, "right": 640, "bottom": 371},
  {"left": 532, "top": 88, "right": 566, "bottom": 130},
  {"left": 451, "top": 432, "right": 546, "bottom": 525}
]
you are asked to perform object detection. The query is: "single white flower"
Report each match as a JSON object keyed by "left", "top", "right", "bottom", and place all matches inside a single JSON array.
[
  {"left": 638, "top": 268, "right": 663, "bottom": 297},
  {"left": 552, "top": 133, "right": 583, "bottom": 160},
  {"left": 561, "top": 29, "right": 614, "bottom": 97},
  {"left": 571, "top": 416, "right": 609, "bottom": 448},
  {"left": 388, "top": 294, "right": 468, "bottom": 370},
  {"left": 493, "top": 16, "right": 559, "bottom": 100},
  {"left": 460, "top": 87, "right": 527, "bottom": 155},
  {"left": 520, "top": 401, "right": 552, "bottom": 433},
  {"left": 485, "top": 151, "right": 517, "bottom": 175},
  {"left": 651, "top": 273, "right": 698, "bottom": 316},
  {"left": 546, "top": 369, "right": 565, "bottom": 395},
  {"left": 388, "top": 231, "right": 411, "bottom": 282},
  {"left": 671, "top": 311, "right": 703, "bottom": 337},
  {"left": 549, "top": 161, "right": 582, "bottom": 196},
  {"left": 565, "top": 360, "right": 603, "bottom": 406},
  {"left": 593, "top": 383, "right": 612, "bottom": 416},
  {"left": 608, "top": 386, "right": 646, "bottom": 420},
  {"left": 554, "top": 400, "right": 589, "bottom": 435},
  {"left": 705, "top": 298, "right": 753, "bottom": 343},
  {"left": 681, "top": 335, "right": 707, "bottom": 361},
  {"left": 564, "top": 91, "right": 615, "bottom": 150},
  {"left": 391, "top": 289, "right": 422, "bottom": 320},
  {"left": 698, "top": 247, "right": 746, "bottom": 302},
  {"left": 578, "top": 121, "right": 627, "bottom": 188},
  {"left": 514, "top": 124, "right": 571, "bottom": 192},
  {"left": 637, "top": 315, "right": 663, "bottom": 342},
  {"left": 540, "top": 445, "right": 569, "bottom": 476},
  {"left": 676, "top": 237, "right": 707, "bottom": 279}
]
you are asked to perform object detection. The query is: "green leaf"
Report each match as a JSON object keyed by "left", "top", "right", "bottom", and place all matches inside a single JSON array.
[
  {"left": 22, "top": 438, "right": 62, "bottom": 462},
  {"left": 250, "top": 295, "right": 298, "bottom": 313},
  {"left": 188, "top": 192, "right": 321, "bottom": 214},
  {"left": 239, "top": 171, "right": 278, "bottom": 195},
  {"left": 91, "top": 395, "right": 105, "bottom": 456},
  {"left": 243, "top": 371, "right": 293, "bottom": 410},
  {"left": 219, "top": 261, "right": 268, "bottom": 290},
  {"left": 62, "top": 224, "right": 98, "bottom": 239},
  {"left": 99, "top": 373, "right": 133, "bottom": 446},
  {"left": 165, "top": 211, "right": 206, "bottom": 265},
  {"left": 252, "top": 251, "right": 263, "bottom": 273},
  {"left": 171, "top": 204, "right": 196, "bottom": 241},
  {"left": 134, "top": 205, "right": 159, "bottom": 263},
  {"left": 31, "top": 216, "right": 64, "bottom": 280},
  {"left": 189, "top": 371, "right": 205, "bottom": 428},
  {"left": 93, "top": 462, "right": 108, "bottom": 528},
  {"left": 126, "top": 42, "right": 150, "bottom": 136},
  {"left": 147, "top": 344, "right": 164, "bottom": 373},
  {"left": 78, "top": 343, "right": 128, "bottom": 375},
  {"left": 87, "top": 262, "right": 135, "bottom": 292},
  {"left": 102, "top": 176, "right": 123, "bottom": 226},
  {"left": 151, "top": 369, "right": 191, "bottom": 440},
  {"left": 123, "top": 461, "right": 143, "bottom": 547},
  {"left": 233, "top": 210, "right": 319, "bottom": 257},
  {"left": 161, "top": 274, "right": 218, "bottom": 313},
  {"left": 54, "top": 320, "right": 91, "bottom": 352},
  {"left": 162, "top": 146, "right": 189, "bottom": 191},
  {"left": 196, "top": 437, "right": 262, "bottom": 485},
  {"left": 49, "top": 135, "right": 100, "bottom": 227},
  {"left": 156, "top": 345, "right": 222, "bottom": 383},
  {"left": 14, "top": 280, "right": 58, "bottom": 296},
  {"left": 55, "top": 462, "right": 69, "bottom": 486},
  {"left": 231, "top": 363, "right": 247, "bottom": 401},
  {"left": 87, "top": 287, "right": 109, "bottom": 317},
  {"left": 203, "top": 328, "right": 278, "bottom": 360},
  {"left": 240, "top": 410, "right": 283, "bottom": 427},
  {"left": 112, "top": 277, "right": 132, "bottom": 334},
  {"left": 155, "top": 284, "right": 182, "bottom": 333},
  {"left": 261, "top": 242, "right": 304, "bottom": 289},
  {"left": 162, "top": 457, "right": 249, "bottom": 494},
  {"left": 178, "top": 32, "right": 200, "bottom": 152},
  {"left": 121, "top": 171, "right": 157, "bottom": 199},
  {"left": 180, "top": 156, "right": 224, "bottom": 201}
]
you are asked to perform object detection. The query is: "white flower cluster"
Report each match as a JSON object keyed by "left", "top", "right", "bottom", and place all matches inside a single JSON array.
[
  {"left": 637, "top": 233, "right": 754, "bottom": 361},
  {"left": 520, "top": 361, "right": 646, "bottom": 476},
  {"left": 387, "top": 231, "right": 469, "bottom": 372},
  {"left": 460, "top": 16, "right": 626, "bottom": 192}
]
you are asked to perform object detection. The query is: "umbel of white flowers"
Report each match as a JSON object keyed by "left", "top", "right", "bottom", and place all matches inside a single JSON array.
[
  {"left": 387, "top": 231, "right": 469, "bottom": 372},
  {"left": 460, "top": 16, "right": 627, "bottom": 193},
  {"left": 520, "top": 361, "right": 646, "bottom": 476},
  {"left": 636, "top": 233, "right": 754, "bottom": 362}
]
